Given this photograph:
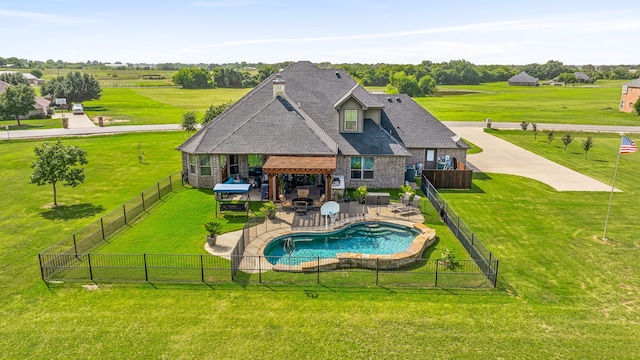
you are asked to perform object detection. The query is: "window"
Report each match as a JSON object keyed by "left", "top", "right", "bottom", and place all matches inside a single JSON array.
[
  {"left": 189, "top": 154, "right": 196, "bottom": 174},
  {"left": 229, "top": 155, "right": 239, "bottom": 176},
  {"left": 344, "top": 109, "right": 358, "bottom": 131},
  {"left": 200, "top": 155, "right": 212, "bottom": 176},
  {"left": 351, "top": 156, "right": 374, "bottom": 179}
]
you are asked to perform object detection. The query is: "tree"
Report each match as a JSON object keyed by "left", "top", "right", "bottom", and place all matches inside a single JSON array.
[
  {"left": 418, "top": 74, "right": 437, "bottom": 96},
  {"left": 172, "top": 68, "right": 213, "bottom": 89},
  {"left": 390, "top": 71, "right": 421, "bottom": 97},
  {"left": 547, "top": 131, "right": 555, "bottom": 146},
  {"left": 557, "top": 72, "right": 577, "bottom": 86},
  {"left": 634, "top": 99, "right": 640, "bottom": 116},
  {"left": 582, "top": 137, "right": 594, "bottom": 159},
  {"left": 0, "top": 84, "right": 36, "bottom": 125},
  {"left": 201, "top": 101, "right": 233, "bottom": 125},
  {"left": 40, "top": 72, "right": 102, "bottom": 104},
  {"left": 520, "top": 121, "right": 529, "bottom": 135},
  {"left": 181, "top": 111, "right": 197, "bottom": 136},
  {"left": 29, "top": 140, "right": 88, "bottom": 206},
  {"left": 30, "top": 69, "right": 43, "bottom": 78},
  {"left": 532, "top": 123, "right": 539, "bottom": 140},
  {"left": 0, "top": 72, "right": 28, "bottom": 85},
  {"left": 561, "top": 133, "right": 574, "bottom": 152}
]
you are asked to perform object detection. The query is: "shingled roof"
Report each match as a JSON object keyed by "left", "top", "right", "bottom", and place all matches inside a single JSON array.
[
  {"left": 178, "top": 61, "right": 459, "bottom": 156},
  {"left": 508, "top": 71, "right": 538, "bottom": 83},
  {"left": 626, "top": 78, "right": 640, "bottom": 87}
]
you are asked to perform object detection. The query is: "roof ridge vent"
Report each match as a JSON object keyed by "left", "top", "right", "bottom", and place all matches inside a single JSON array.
[{"left": 335, "top": 71, "right": 341, "bottom": 79}]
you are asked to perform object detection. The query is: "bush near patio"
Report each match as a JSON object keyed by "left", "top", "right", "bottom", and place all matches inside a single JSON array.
[{"left": 2, "top": 131, "right": 640, "bottom": 358}]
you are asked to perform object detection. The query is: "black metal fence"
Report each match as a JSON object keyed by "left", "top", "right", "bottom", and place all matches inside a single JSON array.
[
  {"left": 421, "top": 175, "right": 499, "bottom": 286},
  {"left": 39, "top": 174, "right": 499, "bottom": 289},
  {"left": 39, "top": 252, "right": 495, "bottom": 288},
  {"left": 39, "top": 172, "right": 184, "bottom": 280}
]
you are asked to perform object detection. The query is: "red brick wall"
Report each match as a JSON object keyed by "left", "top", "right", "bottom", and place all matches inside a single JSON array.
[{"left": 620, "top": 86, "right": 640, "bottom": 113}]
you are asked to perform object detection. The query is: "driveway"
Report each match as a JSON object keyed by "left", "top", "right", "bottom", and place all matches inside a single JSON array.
[
  {"left": 52, "top": 112, "right": 96, "bottom": 128},
  {"left": 445, "top": 122, "right": 617, "bottom": 192}
]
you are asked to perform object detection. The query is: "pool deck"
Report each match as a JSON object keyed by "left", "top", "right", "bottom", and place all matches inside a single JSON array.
[{"left": 205, "top": 203, "right": 426, "bottom": 263}]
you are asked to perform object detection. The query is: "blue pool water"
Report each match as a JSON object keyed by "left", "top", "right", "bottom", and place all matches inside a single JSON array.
[{"left": 263, "top": 222, "right": 419, "bottom": 265}]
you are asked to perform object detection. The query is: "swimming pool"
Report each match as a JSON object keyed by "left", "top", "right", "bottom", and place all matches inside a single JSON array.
[{"left": 263, "top": 222, "right": 420, "bottom": 266}]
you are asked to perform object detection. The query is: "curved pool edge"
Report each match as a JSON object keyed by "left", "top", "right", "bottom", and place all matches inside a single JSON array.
[{"left": 256, "top": 220, "right": 436, "bottom": 272}]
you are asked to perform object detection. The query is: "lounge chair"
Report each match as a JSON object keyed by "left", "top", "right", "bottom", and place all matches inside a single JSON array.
[
  {"left": 388, "top": 192, "right": 412, "bottom": 211},
  {"left": 279, "top": 194, "right": 293, "bottom": 211},
  {"left": 396, "top": 195, "right": 421, "bottom": 215}
]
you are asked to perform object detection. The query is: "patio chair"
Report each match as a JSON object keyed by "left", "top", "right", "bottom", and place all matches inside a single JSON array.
[
  {"left": 279, "top": 194, "right": 293, "bottom": 211},
  {"left": 396, "top": 195, "right": 421, "bottom": 215},
  {"left": 313, "top": 193, "right": 326, "bottom": 208},
  {"left": 388, "top": 192, "right": 412, "bottom": 211},
  {"left": 297, "top": 188, "right": 310, "bottom": 198}
]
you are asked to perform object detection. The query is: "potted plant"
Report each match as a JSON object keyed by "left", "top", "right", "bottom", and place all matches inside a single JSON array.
[
  {"left": 354, "top": 185, "right": 368, "bottom": 204},
  {"left": 202, "top": 221, "right": 223, "bottom": 246},
  {"left": 259, "top": 201, "right": 279, "bottom": 220}
]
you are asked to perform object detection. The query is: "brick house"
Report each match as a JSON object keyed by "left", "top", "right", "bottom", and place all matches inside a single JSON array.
[
  {"left": 177, "top": 61, "right": 469, "bottom": 201},
  {"left": 620, "top": 79, "right": 640, "bottom": 113}
]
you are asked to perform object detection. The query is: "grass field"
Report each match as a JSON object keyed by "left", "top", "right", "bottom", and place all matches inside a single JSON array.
[
  {"left": 416, "top": 80, "right": 640, "bottom": 126},
  {"left": 82, "top": 87, "right": 250, "bottom": 125},
  {"left": 1, "top": 130, "right": 639, "bottom": 358}
]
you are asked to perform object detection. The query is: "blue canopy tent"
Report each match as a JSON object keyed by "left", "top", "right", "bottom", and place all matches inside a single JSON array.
[{"left": 213, "top": 183, "right": 251, "bottom": 218}]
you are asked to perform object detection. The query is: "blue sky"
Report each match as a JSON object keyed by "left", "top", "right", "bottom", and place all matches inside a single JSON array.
[{"left": 1, "top": 0, "right": 639, "bottom": 65}]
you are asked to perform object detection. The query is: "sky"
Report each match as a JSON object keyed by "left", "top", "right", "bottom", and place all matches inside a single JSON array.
[{"left": 1, "top": 0, "right": 639, "bottom": 65}]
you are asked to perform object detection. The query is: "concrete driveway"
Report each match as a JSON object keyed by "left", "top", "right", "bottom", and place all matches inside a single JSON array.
[
  {"left": 52, "top": 112, "right": 96, "bottom": 128},
  {"left": 445, "top": 122, "right": 617, "bottom": 192}
]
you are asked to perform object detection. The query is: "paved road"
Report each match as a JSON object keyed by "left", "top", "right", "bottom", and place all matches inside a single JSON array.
[
  {"left": 445, "top": 122, "right": 621, "bottom": 192},
  {"left": 1, "top": 124, "right": 183, "bottom": 140},
  {"left": 444, "top": 121, "right": 640, "bottom": 134}
]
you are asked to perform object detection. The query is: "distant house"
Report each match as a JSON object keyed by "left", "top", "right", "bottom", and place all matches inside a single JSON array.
[
  {"left": 507, "top": 72, "right": 538, "bottom": 86},
  {"left": 0, "top": 80, "right": 51, "bottom": 119},
  {"left": 0, "top": 71, "right": 44, "bottom": 85},
  {"left": 620, "top": 78, "right": 640, "bottom": 113},
  {"left": 574, "top": 72, "right": 591, "bottom": 83},
  {"left": 177, "top": 61, "right": 470, "bottom": 199}
]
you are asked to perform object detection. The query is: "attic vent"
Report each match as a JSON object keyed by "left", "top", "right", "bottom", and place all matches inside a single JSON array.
[
  {"left": 396, "top": 98, "right": 402, "bottom": 103},
  {"left": 387, "top": 97, "right": 392, "bottom": 103},
  {"left": 335, "top": 71, "right": 341, "bottom": 79}
]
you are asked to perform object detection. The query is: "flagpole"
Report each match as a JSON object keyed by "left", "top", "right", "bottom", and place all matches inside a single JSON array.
[{"left": 602, "top": 136, "right": 624, "bottom": 240}]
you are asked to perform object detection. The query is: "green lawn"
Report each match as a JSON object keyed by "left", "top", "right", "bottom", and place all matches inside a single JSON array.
[
  {"left": 0, "top": 117, "right": 62, "bottom": 130},
  {"left": 415, "top": 80, "right": 640, "bottom": 126},
  {"left": 2, "top": 131, "right": 640, "bottom": 358},
  {"left": 82, "top": 87, "right": 250, "bottom": 125}
]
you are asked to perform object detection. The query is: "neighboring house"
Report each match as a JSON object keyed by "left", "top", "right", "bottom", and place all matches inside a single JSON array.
[
  {"left": 507, "top": 71, "right": 539, "bottom": 86},
  {"left": 0, "top": 80, "right": 51, "bottom": 119},
  {"left": 620, "top": 78, "right": 640, "bottom": 113},
  {"left": 574, "top": 72, "right": 591, "bottom": 83},
  {"left": 177, "top": 61, "right": 469, "bottom": 201},
  {"left": 0, "top": 71, "right": 44, "bottom": 85}
]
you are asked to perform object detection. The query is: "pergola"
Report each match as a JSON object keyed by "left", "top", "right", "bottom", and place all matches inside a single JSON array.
[{"left": 262, "top": 156, "right": 336, "bottom": 201}]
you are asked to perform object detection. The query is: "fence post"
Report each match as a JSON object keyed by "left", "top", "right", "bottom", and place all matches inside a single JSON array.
[
  {"left": 143, "top": 253, "right": 149, "bottom": 282},
  {"left": 100, "top": 218, "right": 105, "bottom": 240},
  {"left": 38, "top": 253, "right": 45, "bottom": 281},
  {"left": 123, "top": 204, "right": 127, "bottom": 225},
  {"left": 317, "top": 257, "right": 320, "bottom": 284},
  {"left": 73, "top": 234, "right": 79, "bottom": 259},
  {"left": 200, "top": 255, "right": 205, "bottom": 283},
  {"left": 456, "top": 216, "right": 460, "bottom": 237},
  {"left": 169, "top": 175, "right": 173, "bottom": 192},
  {"left": 142, "top": 193, "right": 146, "bottom": 212},
  {"left": 493, "top": 260, "right": 499, "bottom": 287},
  {"left": 471, "top": 233, "right": 474, "bottom": 246},
  {"left": 259, "top": 256, "right": 262, "bottom": 284},
  {"left": 376, "top": 258, "right": 379, "bottom": 286},
  {"left": 87, "top": 253, "right": 94, "bottom": 281},
  {"left": 434, "top": 259, "right": 439, "bottom": 287},
  {"left": 157, "top": 182, "right": 161, "bottom": 200}
]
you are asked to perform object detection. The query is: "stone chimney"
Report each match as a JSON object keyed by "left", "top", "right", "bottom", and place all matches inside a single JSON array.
[{"left": 273, "top": 73, "right": 285, "bottom": 99}]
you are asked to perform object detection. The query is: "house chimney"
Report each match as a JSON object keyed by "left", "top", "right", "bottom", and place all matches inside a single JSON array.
[{"left": 273, "top": 73, "right": 285, "bottom": 99}]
